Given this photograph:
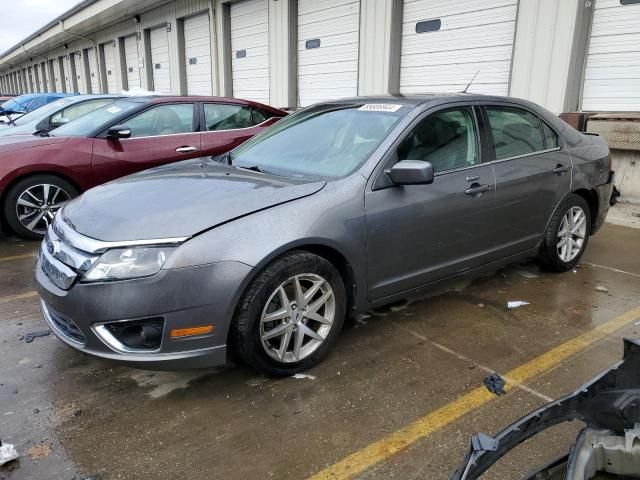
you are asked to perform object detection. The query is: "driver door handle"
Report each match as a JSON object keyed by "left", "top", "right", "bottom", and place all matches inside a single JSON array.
[
  {"left": 465, "top": 184, "right": 491, "bottom": 196},
  {"left": 553, "top": 164, "right": 570, "bottom": 175},
  {"left": 176, "top": 146, "right": 198, "bottom": 153}
]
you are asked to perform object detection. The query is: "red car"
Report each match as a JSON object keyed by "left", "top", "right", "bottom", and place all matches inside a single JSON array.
[{"left": 0, "top": 96, "right": 285, "bottom": 239}]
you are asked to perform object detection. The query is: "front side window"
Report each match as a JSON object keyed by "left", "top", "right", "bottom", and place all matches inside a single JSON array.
[
  {"left": 51, "top": 99, "right": 116, "bottom": 127},
  {"left": 398, "top": 107, "right": 479, "bottom": 173},
  {"left": 125, "top": 104, "right": 195, "bottom": 138},
  {"left": 486, "top": 106, "right": 545, "bottom": 160},
  {"left": 51, "top": 100, "right": 140, "bottom": 137},
  {"left": 205, "top": 104, "right": 253, "bottom": 130},
  {"left": 228, "top": 104, "right": 405, "bottom": 179}
]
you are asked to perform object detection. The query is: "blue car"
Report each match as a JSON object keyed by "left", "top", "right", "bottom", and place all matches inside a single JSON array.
[{"left": 0, "top": 93, "right": 76, "bottom": 124}]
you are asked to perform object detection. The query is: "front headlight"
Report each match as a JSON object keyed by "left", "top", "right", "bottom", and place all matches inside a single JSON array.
[{"left": 82, "top": 247, "right": 175, "bottom": 282}]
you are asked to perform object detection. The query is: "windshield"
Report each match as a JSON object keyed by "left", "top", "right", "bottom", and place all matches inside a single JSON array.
[
  {"left": 229, "top": 104, "right": 406, "bottom": 179},
  {"left": 12, "top": 99, "right": 73, "bottom": 126},
  {"left": 51, "top": 100, "right": 140, "bottom": 137}
]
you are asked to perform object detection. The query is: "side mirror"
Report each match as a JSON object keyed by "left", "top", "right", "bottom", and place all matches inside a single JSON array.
[
  {"left": 386, "top": 160, "right": 434, "bottom": 185},
  {"left": 35, "top": 119, "right": 51, "bottom": 132},
  {"left": 106, "top": 124, "right": 131, "bottom": 140}
]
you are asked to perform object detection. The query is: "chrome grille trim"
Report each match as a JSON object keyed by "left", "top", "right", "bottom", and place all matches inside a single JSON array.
[{"left": 55, "top": 213, "right": 188, "bottom": 254}]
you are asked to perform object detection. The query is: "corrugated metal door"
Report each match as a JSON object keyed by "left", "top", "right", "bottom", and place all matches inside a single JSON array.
[
  {"left": 150, "top": 25, "right": 172, "bottom": 93},
  {"left": 399, "top": 0, "right": 518, "bottom": 95},
  {"left": 55, "top": 59, "right": 63, "bottom": 92},
  {"left": 87, "top": 48, "right": 100, "bottom": 93},
  {"left": 297, "top": 0, "right": 360, "bottom": 107},
  {"left": 230, "top": 0, "right": 269, "bottom": 104},
  {"left": 103, "top": 42, "right": 117, "bottom": 93},
  {"left": 582, "top": 0, "right": 640, "bottom": 111},
  {"left": 72, "top": 53, "right": 86, "bottom": 94},
  {"left": 62, "top": 56, "right": 73, "bottom": 93},
  {"left": 184, "top": 12, "right": 213, "bottom": 95},
  {"left": 123, "top": 35, "right": 141, "bottom": 90}
]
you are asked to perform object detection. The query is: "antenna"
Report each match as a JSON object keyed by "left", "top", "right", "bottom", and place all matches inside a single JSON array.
[{"left": 461, "top": 70, "right": 480, "bottom": 94}]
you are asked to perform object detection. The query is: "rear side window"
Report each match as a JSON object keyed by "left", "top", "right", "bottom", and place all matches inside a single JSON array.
[
  {"left": 542, "top": 122, "right": 559, "bottom": 149},
  {"left": 204, "top": 104, "right": 253, "bottom": 130},
  {"left": 485, "top": 106, "right": 545, "bottom": 160},
  {"left": 252, "top": 108, "right": 272, "bottom": 125}
]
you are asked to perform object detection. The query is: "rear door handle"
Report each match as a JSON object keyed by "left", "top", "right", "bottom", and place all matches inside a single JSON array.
[
  {"left": 176, "top": 146, "right": 198, "bottom": 153},
  {"left": 465, "top": 184, "right": 491, "bottom": 196},
  {"left": 553, "top": 164, "right": 570, "bottom": 175}
]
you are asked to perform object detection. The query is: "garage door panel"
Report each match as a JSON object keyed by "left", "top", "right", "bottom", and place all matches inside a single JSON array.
[
  {"left": 150, "top": 26, "right": 171, "bottom": 93},
  {"left": 231, "top": 0, "right": 269, "bottom": 103},
  {"left": 184, "top": 12, "right": 212, "bottom": 95},
  {"left": 124, "top": 36, "right": 141, "bottom": 90},
  {"left": 103, "top": 43, "right": 117, "bottom": 93},
  {"left": 582, "top": 0, "right": 640, "bottom": 111},
  {"left": 297, "top": 0, "right": 359, "bottom": 106},
  {"left": 399, "top": 0, "right": 516, "bottom": 95},
  {"left": 87, "top": 49, "right": 99, "bottom": 93}
]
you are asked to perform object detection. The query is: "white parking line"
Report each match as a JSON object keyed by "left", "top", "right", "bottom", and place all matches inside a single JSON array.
[{"left": 584, "top": 262, "right": 640, "bottom": 279}]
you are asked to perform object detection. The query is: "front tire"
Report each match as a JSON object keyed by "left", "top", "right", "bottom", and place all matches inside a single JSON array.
[
  {"left": 3, "top": 175, "right": 79, "bottom": 240},
  {"left": 231, "top": 251, "right": 346, "bottom": 376},
  {"left": 538, "top": 194, "right": 591, "bottom": 272}
]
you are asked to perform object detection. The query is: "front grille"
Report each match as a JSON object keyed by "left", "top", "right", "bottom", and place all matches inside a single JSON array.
[{"left": 47, "top": 305, "right": 86, "bottom": 345}]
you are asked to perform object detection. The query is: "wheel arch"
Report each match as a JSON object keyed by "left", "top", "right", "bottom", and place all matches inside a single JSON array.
[{"left": 572, "top": 188, "right": 599, "bottom": 232}]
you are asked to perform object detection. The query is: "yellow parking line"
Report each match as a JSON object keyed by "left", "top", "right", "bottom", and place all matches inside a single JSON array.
[
  {"left": 0, "top": 291, "right": 38, "bottom": 304},
  {"left": 308, "top": 305, "right": 640, "bottom": 480},
  {"left": 0, "top": 253, "right": 36, "bottom": 263}
]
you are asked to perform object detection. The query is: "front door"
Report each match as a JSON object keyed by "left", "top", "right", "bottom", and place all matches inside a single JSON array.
[
  {"left": 365, "top": 105, "right": 496, "bottom": 301},
  {"left": 91, "top": 102, "right": 201, "bottom": 184},
  {"left": 483, "top": 104, "right": 572, "bottom": 256}
]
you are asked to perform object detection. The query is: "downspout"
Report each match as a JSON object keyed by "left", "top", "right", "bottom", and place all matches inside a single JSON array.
[{"left": 60, "top": 20, "right": 104, "bottom": 93}]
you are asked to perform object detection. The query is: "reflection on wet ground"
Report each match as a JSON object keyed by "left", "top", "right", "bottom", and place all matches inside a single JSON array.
[{"left": 1, "top": 213, "right": 639, "bottom": 480}]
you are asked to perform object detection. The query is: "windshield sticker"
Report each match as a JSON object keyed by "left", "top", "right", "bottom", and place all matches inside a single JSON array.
[
  {"left": 358, "top": 104, "right": 403, "bottom": 112},
  {"left": 106, "top": 105, "right": 122, "bottom": 114}
]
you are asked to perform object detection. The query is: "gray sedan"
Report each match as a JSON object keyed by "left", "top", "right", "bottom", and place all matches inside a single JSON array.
[
  {"left": 35, "top": 94, "right": 614, "bottom": 375},
  {"left": 0, "top": 95, "right": 119, "bottom": 137}
]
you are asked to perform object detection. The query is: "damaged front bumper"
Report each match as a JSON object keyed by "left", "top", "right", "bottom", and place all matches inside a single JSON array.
[{"left": 452, "top": 338, "right": 640, "bottom": 480}]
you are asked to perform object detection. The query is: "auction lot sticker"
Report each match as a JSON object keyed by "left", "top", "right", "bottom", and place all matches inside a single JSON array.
[{"left": 358, "top": 104, "right": 403, "bottom": 112}]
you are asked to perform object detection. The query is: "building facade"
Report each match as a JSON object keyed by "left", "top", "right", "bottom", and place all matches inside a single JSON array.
[{"left": 1, "top": 0, "right": 639, "bottom": 197}]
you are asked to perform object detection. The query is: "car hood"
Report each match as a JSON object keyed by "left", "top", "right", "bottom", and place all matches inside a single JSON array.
[
  {"left": 0, "top": 123, "right": 35, "bottom": 137},
  {"left": 62, "top": 159, "right": 326, "bottom": 241},
  {"left": 0, "top": 134, "right": 68, "bottom": 151}
]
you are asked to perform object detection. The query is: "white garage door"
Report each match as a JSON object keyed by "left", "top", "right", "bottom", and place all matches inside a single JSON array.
[
  {"left": 400, "top": 0, "right": 518, "bottom": 95},
  {"left": 87, "top": 48, "right": 100, "bottom": 93},
  {"left": 184, "top": 12, "right": 213, "bottom": 95},
  {"left": 150, "top": 25, "right": 172, "bottom": 93},
  {"left": 123, "top": 35, "right": 141, "bottom": 90},
  {"left": 54, "top": 60, "right": 63, "bottom": 92},
  {"left": 62, "top": 56, "right": 73, "bottom": 93},
  {"left": 72, "top": 53, "right": 86, "bottom": 94},
  {"left": 102, "top": 42, "right": 117, "bottom": 94},
  {"left": 230, "top": 0, "right": 269, "bottom": 104},
  {"left": 297, "top": 0, "right": 360, "bottom": 107},
  {"left": 582, "top": 0, "right": 640, "bottom": 111}
]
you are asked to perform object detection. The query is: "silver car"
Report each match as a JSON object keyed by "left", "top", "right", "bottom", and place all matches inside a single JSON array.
[
  {"left": 0, "top": 95, "right": 119, "bottom": 137},
  {"left": 35, "top": 94, "right": 614, "bottom": 375}
]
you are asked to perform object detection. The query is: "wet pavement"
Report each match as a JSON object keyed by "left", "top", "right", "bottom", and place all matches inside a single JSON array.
[{"left": 1, "top": 205, "right": 640, "bottom": 480}]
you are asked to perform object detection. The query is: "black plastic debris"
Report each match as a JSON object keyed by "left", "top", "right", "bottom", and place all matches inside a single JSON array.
[
  {"left": 24, "top": 330, "right": 50, "bottom": 343},
  {"left": 483, "top": 373, "right": 506, "bottom": 396}
]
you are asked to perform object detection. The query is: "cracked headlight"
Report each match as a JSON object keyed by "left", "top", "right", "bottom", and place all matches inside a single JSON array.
[{"left": 82, "top": 247, "right": 175, "bottom": 282}]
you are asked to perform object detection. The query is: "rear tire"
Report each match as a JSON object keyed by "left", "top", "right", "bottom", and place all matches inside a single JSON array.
[
  {"left": 3, "top": 174, "right": 79, "bottom": 240},
  {"left": 537, "top": 194, "right": 591, "bottom": 272},
  {"left": 231, "top": 251, "right": 346, "bottom": 376}
]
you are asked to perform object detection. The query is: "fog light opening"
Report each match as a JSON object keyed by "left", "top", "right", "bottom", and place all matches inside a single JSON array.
[{"left": 103, "top": 318, "right": 164, "bottom": 351}]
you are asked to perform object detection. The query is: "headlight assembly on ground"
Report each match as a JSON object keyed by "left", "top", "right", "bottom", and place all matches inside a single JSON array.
[{"left": 82, "top": 246, "right": 175, "bottom": 282}]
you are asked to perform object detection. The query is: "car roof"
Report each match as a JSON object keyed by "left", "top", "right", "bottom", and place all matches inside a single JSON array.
[
  {"left": 127, "top": 95, "right": 286, "bottom": 114},
  {"left": 321, "top": 93, "right": 537, "bottom": 108}
]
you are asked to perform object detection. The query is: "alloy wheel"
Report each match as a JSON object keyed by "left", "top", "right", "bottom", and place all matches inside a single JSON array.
[
  {"left": 260, "top": 273, "right": 335, "bottom": 363},
  {"left": 15, "top": 184, "right": 70, "bottom": 235},
  {"left": 556, "top": 206, "right": 587, "bottom": 263}
]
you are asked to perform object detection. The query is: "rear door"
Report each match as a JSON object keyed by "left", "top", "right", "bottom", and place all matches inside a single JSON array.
[
  {"left": 483, "top": 104, "right": 571, "bottom": 256},
  {"left": 91, "top": 102, "right": 201, "bottom": 184},
  {"left": 199, "top": 102, "right": 276, "bottom": 156},
  {"left": 365, "top": 104, "right": 497, "bottom": 300}
]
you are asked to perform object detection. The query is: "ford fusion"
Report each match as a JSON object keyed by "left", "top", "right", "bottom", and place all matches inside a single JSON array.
[{"left": 36, "top": 94, "right": 614, "bottom": 375}]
